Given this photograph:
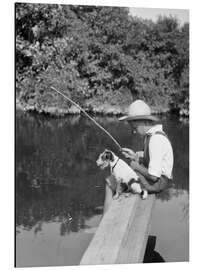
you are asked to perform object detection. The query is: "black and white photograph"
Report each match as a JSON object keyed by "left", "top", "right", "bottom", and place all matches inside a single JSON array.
[{"left": 15, "top": 1, "right": 189, "bottom": 268}]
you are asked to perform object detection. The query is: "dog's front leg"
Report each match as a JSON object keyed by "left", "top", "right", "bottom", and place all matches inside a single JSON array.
[{"left": 113, "top": 179, "right": 122, "bottom": 200}]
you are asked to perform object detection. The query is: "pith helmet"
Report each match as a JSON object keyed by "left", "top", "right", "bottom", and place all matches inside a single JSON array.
[{"left": 119, "top": 100, "right": 159, "bottom": 122}]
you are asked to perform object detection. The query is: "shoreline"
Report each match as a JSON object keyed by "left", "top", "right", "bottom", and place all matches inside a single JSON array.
[
  {"left": 16, "top": 99, "right": 189, "bottom": 118},
  {"left": 16, "top": 100, "right": 174, "bottom": 118}
]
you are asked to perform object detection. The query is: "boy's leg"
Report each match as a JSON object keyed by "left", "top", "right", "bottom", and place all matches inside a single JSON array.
[
  {"left": 130, "top": 161, "right": 168, "bottom": 193},
  {"left": 137, "top": 173, "right": 168, "bottom": 193}
]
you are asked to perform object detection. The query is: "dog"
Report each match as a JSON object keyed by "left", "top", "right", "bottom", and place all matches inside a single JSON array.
[{"left": 96, "top": 149, "right": 148, "bottom": 200}]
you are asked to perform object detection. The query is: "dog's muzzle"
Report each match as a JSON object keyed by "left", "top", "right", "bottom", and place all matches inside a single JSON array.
[{"left": 96, "top": 159, "right": 109, "bottom": 170}]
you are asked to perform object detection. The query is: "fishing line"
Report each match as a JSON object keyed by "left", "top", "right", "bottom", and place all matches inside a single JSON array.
[{"left": 50, "top": 86, "right": 122, "bottom": 151}]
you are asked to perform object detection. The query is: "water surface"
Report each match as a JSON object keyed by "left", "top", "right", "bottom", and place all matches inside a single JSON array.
[{"left": 16, "top": 112, "right": 189, "bottom": 266}]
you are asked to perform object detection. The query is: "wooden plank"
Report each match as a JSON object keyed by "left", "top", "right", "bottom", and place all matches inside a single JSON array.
[
  {"left": 80, "top": 193, "right": 155, "bottom": 265},
  {"left": 116, "top": 195, "right": 155, "bottom": 263}
]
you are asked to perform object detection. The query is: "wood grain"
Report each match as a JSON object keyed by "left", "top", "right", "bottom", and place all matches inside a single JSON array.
[{"left": 80, "top": 189, "right": 155, "bottom": 265}]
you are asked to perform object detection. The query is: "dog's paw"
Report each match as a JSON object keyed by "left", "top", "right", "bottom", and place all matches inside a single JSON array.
[
  {"left": 113, "top": 194, "right": 119, "bottom": 200},
  {"left": 124, "top": 193, "right": 132, "bottom": 198},
  {"left": 141, "top": 190, "right": 148, "bottom": 200}
]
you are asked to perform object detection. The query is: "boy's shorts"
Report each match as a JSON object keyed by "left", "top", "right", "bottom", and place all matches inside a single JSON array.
[{"left": 137, "top": 173, "right": 170, "bottom": 193}]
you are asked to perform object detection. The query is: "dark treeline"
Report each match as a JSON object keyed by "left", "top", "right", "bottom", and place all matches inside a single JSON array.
[{"left": 16, "top": 3, "right": 189, "bottom": 116}]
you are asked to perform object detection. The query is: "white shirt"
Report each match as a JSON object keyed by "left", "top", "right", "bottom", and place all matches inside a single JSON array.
[{"left": 146, "top": 125, "right": 174, "bottom": 179}]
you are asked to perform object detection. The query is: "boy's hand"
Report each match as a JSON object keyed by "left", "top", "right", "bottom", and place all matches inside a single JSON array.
[
  {"left": 121, "top": 148, "right": 144, "bottom": 162},
  {"left": 121, "top": 148, "right": 136, "bottom": 160},
  {"left": 134, "top": 151, "right": 144, "bottom": 162}
]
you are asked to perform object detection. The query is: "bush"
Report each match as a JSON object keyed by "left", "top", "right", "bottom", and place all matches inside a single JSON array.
[{"left": 16, "top": 3, "right": 189, "bottom": 116}]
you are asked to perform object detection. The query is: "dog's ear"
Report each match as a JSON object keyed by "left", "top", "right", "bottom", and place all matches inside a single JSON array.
[{"left": 104, "top": 151, "right": 114, "bottom": 162}]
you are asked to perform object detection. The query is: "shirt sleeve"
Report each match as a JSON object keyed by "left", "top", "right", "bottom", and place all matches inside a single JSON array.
[{"left": 148, "top": 135, "right": 164, "bottom": 178}]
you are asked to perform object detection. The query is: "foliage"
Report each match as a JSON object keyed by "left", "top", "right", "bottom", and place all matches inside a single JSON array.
[{"left": 16, "top": 3, "right": 189, "bottom": 116}]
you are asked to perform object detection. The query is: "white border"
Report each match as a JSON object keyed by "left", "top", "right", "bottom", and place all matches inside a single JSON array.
[{"left": 1, "top": 0, "right": 202, "bottom": 269}]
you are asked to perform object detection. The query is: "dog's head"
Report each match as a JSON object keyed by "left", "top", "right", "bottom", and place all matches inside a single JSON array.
[{"left": 96, "top": 149, "right": 115, "bottom": 170}]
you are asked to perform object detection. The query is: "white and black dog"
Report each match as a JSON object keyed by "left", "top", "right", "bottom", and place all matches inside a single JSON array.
[{"left": 96, "top": 149, "right": 148, "bottom": 200}]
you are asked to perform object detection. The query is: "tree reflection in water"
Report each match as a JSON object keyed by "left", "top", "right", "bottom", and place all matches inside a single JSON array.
[{"left": 16, "top": 171, "right": 105, "bottom": 234}]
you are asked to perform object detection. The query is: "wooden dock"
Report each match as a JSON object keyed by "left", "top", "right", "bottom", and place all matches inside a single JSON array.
[{"left": 80, "top": 184, "right": 155, "bottom": 265}]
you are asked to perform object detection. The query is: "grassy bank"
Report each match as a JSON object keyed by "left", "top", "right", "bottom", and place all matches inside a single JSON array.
[{"left": 16, "top": 96, "right": 175, "bottom": 117}]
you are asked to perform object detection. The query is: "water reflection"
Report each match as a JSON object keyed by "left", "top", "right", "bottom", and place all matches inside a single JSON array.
[
  {"left": 16, "top": 112, "right": 189, "bottom": 266},
  {"left": 16, "top": 173, "right": 104, "bottom": 235}
]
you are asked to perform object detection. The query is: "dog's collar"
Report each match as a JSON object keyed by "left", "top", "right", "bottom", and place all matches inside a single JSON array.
[{"left": 111, "top": 157, "right": 120, "bottom": 172}]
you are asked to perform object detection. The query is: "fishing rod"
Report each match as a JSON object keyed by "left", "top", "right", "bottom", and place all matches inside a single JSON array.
[{"left": 50, "top": 86, "right": 122, "bottom": 151}]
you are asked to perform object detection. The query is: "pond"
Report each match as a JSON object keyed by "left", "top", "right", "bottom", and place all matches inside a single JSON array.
[{"left": 15, "top": 111, "right": 189, "bottom": 267}]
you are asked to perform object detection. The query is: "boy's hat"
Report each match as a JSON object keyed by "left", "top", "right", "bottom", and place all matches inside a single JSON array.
[{"left": 119, "top": 100, "right": 159, "bottom": 122}]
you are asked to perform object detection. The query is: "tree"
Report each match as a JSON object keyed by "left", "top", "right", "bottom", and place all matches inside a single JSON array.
[{"left": 16, "top": 3, "right": 189, "bottom": 115}]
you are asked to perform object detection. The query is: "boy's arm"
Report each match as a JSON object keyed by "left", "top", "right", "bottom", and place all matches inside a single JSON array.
[
  {"left": 122, "top": 148, "right": 159, "bottom": 182},
  {"left": 131, "top": 161, "right": 159, "bottom": 182}
]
